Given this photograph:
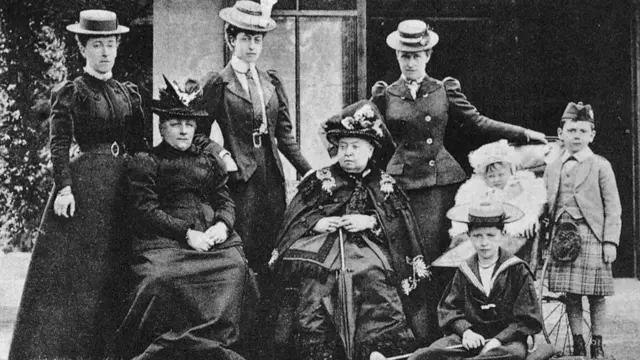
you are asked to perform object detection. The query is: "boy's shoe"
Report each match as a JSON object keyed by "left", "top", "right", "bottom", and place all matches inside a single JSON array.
[
  {"left": 572, "top": 334, "right": 587, "bottom": 356},
  {"left": 590, "top": 335, "right": 605, "bottom": 359}
]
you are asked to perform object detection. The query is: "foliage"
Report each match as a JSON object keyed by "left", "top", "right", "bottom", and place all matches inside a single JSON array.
[{"left": 0, "top": 1, "right": 152, "bottom": 251}]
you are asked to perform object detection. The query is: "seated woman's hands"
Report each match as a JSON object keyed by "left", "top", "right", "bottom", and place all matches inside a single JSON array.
[
  {"left": 340, "top": 214, "right": 376, "bottom": 233},
  {"left": 313, "top": 216, "right": 343, "bottom": 233},
  {"left": 480, "top": 338, "right": 502, "bottom": 355},
  {"left": 313, "top": 215, "right": 376, "bottom": 233},
  {"left": 205, "top": 222, "right": 229, "bottom": 246},
  {"left": 186, "top": 229, "right": 211, "bottom": 252}
]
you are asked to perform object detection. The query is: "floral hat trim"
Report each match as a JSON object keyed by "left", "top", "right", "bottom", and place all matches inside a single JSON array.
[
  {"left": 152, "top": 75, "right": 208, "bottom": 119},
  {"left": 326, "top": 103, "right": 385, "bottom": 146}
]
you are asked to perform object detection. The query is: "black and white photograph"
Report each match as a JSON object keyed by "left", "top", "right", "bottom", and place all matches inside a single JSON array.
[{"left": 0, "top": 0, "right": 638, "bottom": 359}]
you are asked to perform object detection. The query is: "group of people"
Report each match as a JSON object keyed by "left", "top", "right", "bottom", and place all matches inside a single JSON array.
[{"left": 8, "top": 2, "right": 621, "bottom": 360}]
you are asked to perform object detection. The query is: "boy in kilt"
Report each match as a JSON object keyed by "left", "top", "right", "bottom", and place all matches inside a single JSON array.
[{"left": 543, "top": 102, "right": 622, "bottom": 358}]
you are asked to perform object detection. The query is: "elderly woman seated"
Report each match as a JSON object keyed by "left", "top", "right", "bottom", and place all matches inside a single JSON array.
[
  {"left": 270, "top": 101, "right": 429, "bottom": 360},
  {"left": 117, "top": 77, "right": 257, "bottom": 360}
]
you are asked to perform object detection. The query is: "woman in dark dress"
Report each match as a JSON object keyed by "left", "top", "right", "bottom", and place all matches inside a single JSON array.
[
  {"left": 9, "top": 10, "right": 146, "bottom": 360},
  {"left": 369, "top": 19, "right": 547, "bottom": 343},
  {"left": 116, "top": 77, "right": 258, "bottom": 360},
  {"left": 271, "top": 101, "right": 428, "bottom": 360}
]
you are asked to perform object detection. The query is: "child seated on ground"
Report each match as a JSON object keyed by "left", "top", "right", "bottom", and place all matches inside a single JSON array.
[
  {"left": 409, "top": 201, "right": 543, "bottom": 360},
  {"left": 449, "top": 140, "right": 546, "bottom": 263}
]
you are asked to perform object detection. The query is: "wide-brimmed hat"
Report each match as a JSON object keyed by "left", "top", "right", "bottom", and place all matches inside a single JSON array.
[
  {"left": 66, "top": 10, "right": 129, "bottom": 35},
  {"left": 468, "top": 139, "right": 520, "bottom": 175},
  {"left": 219, "top": 0, "right": 277, "bottom": 33},
  {"left": 386, "top": 20, "right": 439, "bottom": 52},
  {"left": 447, "top": 201, "right": 524, "bottom": 225},
  {"left": 152, "top": 75, "right": 209, "bottom": 119},
  {"left": 561, "top": 101, "right": 594, "bottom": 124},
  {"left": 324, "top": 100, "right": 396, "bottom": 167}
]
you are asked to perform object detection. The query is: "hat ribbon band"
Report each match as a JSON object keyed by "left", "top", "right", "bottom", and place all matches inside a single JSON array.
[
  {"left": 79, "top": 18, "right": 118, "bottom": 32},
  {"left": 237, "top": 6, "right": 263, "bottom": 17},
  {"left": 468, "top": 214, "right": 505, "bottom": 224},
  {"left": 399, "top": 34, "right": 429, "bottom": 45}
]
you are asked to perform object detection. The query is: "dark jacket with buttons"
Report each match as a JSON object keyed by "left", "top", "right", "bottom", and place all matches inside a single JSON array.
[
  {"left": 201, "top": 64, "right": 312, "bottom": 182},
  {"left": 371, "top": 76, "right": 529, "bottom": 190},
  {"left": 125, "top": 140, "right": 241, "bottom": 253}
]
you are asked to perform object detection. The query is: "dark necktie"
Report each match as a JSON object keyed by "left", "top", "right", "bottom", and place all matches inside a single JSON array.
[
  {"left": 245, "top": 71, "right": 263, "bottom": 131},
  {"left": 562, "top": 156, "right": 578, "bottom": 174}
]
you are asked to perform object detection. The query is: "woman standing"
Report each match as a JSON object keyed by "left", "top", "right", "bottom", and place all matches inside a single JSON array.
[
  {"left": 10, "top": 10, "right": 146, "bottom": 360},
  {"left": 370, "top": 19, "right": 546, "bottom": 343}
]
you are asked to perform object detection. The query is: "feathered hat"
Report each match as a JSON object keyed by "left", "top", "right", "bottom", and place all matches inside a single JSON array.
[
  {"left": 219, "top": 0, "right": 277, "bottom": 32},
  {"left": 446, "top": 200, "right": 524, "bottom": 225},
  {"left": 324, "top": 100, "right": 396, "bottom": 168},
  {"left": 152, "top": 75, "right": 208, "bottom": 119},
  {"left": 468, "top": 139, "right": 520, "bottom": 175}
]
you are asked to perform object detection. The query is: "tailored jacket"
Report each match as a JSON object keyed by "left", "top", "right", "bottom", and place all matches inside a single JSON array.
[
  {"left": 126, "top": 140, "right": 241, "bottom": 253},
  {"left": 544, "top": 153, "right": 622, "bottom": 245},
  {"left": 202, "top": 64, "right": 311, "bottom": 182},
  {"left": 371, "top": 76, "right": 529, "bottom": 190}
]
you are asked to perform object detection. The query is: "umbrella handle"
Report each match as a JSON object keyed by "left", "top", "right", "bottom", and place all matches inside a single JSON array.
[{"left": 338, "top": 228, "right": 346, "bottom": 270}]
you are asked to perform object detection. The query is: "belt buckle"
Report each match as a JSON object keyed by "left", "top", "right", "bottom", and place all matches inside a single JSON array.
[
  {"left": 110, "top": 141, "right": 120, "bottom": 157},
  {"left": 252, "top": 132, "right": 262, "bottom": 148}
]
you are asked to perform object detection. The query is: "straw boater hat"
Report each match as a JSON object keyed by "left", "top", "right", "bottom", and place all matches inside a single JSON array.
[
  {"left": 152, "top": 75, "right": 208, "bottom": 119},
  {"left": 561, "top": 101, "right": 595, "bottom": 124},
  {"left": 324, "top": 100, "right": 396, "bottom": 167},
  {"left": 386, "top": 19, "right": 439, "bottom": 52},
  {"left": 66, "top": 9, "right": 129, "bottom": 35},
  {"left": 468, "top": 139, "right": 520, "bottom": 175},
  {"left": 446, "top": 201, "right": 524, "bottom": 226},
  {"left": 219, "top": 0, "right": 277, "bottom": 32}
]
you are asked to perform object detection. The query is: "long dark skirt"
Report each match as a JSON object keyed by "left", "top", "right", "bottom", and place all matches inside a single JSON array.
[
  {"left": 117, "top": 246, "right": 258, "bottom": 360},
  {"left": 406, "top": 183, "right": 460, "bottom": 345},
  {"left": 230, "top": 137, "right": 286, "bottom": 273},
  {"left": 10, "top": 152, "right": 130, "bottom": 360},
  {"left": 229, "top": 138, "right": 285, "bottom": 358},
  {"left": 293, "top": 236, "right": 415, "bottom": 360}
]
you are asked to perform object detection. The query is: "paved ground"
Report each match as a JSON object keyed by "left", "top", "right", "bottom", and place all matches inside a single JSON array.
[{"left": 0, "top": 253, "right": 638, "bottom": 359}]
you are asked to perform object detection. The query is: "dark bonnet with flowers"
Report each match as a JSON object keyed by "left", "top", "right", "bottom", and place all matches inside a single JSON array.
[{"left": 324, "top": 100, "right": 396, "bottom": 168}]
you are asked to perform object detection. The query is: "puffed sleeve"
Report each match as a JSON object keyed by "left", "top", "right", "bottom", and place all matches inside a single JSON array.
[
  {"left": 198, "top": 138, "right": 236, "bottom": 231},
  {"left": 269, "top": 70, "right": 312, "bottom": 175},
  {"left": 122, "top": 81, "right": 149, "bottom": 152},
  {"left": 49, "top": 80, "right": 76, "bottom": 190},
  {"left": 370, "top": 80, "right": 389, "bottom": 118},
  {"left": 126, "top": 152, "right": 194, "bottom": 241},
  {"left": 444, "top": 77, "right": 529, "bottom": 142}
]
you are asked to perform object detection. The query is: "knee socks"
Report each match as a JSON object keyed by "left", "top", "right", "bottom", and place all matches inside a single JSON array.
[{"left": 565, "top": 293, "right": 606, "bottom": 336}]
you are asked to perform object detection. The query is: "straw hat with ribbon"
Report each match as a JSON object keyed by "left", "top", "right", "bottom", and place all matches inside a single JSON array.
[
  {"left": 386, "top": 19, "right": 439, "bottom": 52},
  {"left": 219, "top": 0, "right": 278, "bottom": 32},
  {"left": 66, "top": 9, "right": 129, "bottom": 35},
  {"left": 447, "top": 200, "right": 524, "bottom": 226}
]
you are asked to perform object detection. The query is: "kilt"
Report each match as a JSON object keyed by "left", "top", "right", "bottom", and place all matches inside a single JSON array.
[{"left": 547, "top": 213, "right": 614, "bottom": 296}]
